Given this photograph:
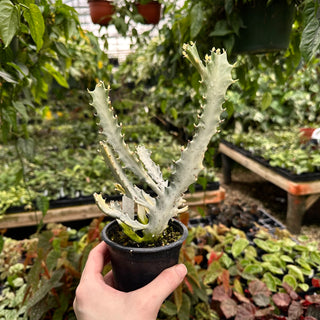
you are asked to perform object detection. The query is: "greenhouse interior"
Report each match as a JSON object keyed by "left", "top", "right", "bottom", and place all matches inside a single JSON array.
[{"left": 1, "top": 0, "right": 320, "bottom": 319}]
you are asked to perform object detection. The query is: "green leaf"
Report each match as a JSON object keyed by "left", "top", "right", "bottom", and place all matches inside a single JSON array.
[
  {"left": 190, "top": 3, "right": 204, "bottom": 38},
  {"left": 210, "top": 20, "right": 233, "bottom": 36},
  {"left": 254, "top": 238, "right": 280, "bottom": 253},
  {"left": 26, "top": 269, "right": 64, "bottom": 310},
  {"left": 231, "top": 238, "right": 249, "bottom": 258},
  {"left": 298, "top": 283, "right": 309, "bottom": 292},
  {"left": 287, "top": 265, "right": 305, "bottom": 282},
  {"left": 261, "top": 92, "right": 272, "bottom": 110},
  {"left": 0, "top": 0, "right": 19, "bottom": 47},
  {"left": 300, "top": 1, "right": 320, "bottom": 62},
  {"left": 280, "top": 255, "right": 294, "bottom": 264},
  {"left": 36, "top": 195, "right": 49, "bottom": 216},
  {"left": 42, "top": 63, "right": 69, "bottom": 88},
  {"left": 204, "top": 261, "right": 223, "bottom": 285},
  {"left": 0, "top": 70, "right": 18, "bottom": 83},
  {"left": 23, "top": 3, "right": 45, "bottom": 52},
  {"left": 310, "top": 251, "right": 320, "bottom": 265},
  {"left": 177, "top": 293, "right": 191, "bottom": 320},
  {"left": 12, "top": 101, "right": 29, "bottom": 121},
  {"left": 161, "top": 300, "right": 177, "bottom": 316},
  {"left": 263, "top": 272, "right": 277, "bottom": 292},
  {"left": 282, "top": 274, "right": 297, "bottom": 290},
  {"left": 243, "top": 264, "right": 263, "bottom": 275}
]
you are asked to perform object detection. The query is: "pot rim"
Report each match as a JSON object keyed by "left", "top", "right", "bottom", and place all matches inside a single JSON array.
[{"left": 101, "top": 219, "right": 188, "bottom": 253}]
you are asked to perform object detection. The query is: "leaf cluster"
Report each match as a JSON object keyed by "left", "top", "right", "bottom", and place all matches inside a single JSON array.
[
  {"left": 0, "top": 0, "right": 111, "bottom": 142},
  {"left": 226, "top": 127, "right": 320, "bottom": 174},
  {"left": 0, "top": 218, "right": 104, "bottom": 320},
  {"left": 159, "top": 221, "right": 320, "bottom": 319}
]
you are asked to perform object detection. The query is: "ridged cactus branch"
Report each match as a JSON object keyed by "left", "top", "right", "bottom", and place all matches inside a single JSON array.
[{"left": 91, "top": 43, "right": 235, "bottom": 243}]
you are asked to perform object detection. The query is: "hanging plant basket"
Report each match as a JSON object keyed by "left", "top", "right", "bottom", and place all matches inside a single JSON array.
[
  {"left": 88, "top": 0, "right": 115, "bottom": 26},
  {"left": 135, "top": 1, "right": 161, "bottom": 25},
  {"left": 101, "top": 219, "right": 188, "bottom": 292},
  {"left": 233, "top": 0, "right": 295, "bottom": 54}
]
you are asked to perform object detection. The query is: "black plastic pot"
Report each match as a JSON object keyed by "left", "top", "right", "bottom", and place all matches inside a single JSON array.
[
  {"left": 101, "top": 219, "right": 188, "bottom": 292},
  {"left": 233, "top": 0, "right": 295, "bottom": 54}
]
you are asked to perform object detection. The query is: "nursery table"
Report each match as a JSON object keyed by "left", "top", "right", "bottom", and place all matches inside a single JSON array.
[
  {"left": 0, "top": 188, "right": 225, "bottom": 229},
  {"left": 219, "top": 141, "right": 320, "bottom": 234}
]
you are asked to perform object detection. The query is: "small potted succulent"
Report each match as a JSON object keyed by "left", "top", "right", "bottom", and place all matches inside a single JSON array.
[{"left": 89, "top": 42, "right": 234, "bottom": 291}]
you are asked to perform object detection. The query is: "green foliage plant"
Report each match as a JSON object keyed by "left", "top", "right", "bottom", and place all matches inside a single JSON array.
[
  {"left": 0, "top": 0, "right": 79, "bottom": 141},
  {"left": 161, "top": 222, "right": 320, "bottom": 320},
  {"left": 0, "top": 218, "right": 103, "bottom": 320},
  {"left": 91, "top": 43, "right": 235, "bottom": 243},
  {"left": 226, "top": 128, "right": 320, "bottom": 175}
]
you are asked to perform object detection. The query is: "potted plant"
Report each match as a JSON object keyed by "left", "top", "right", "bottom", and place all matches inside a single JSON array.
[
  {"left": 89, "top": 43, "right": 235, "bottom": 291},
  {"left": 232, "top": 0, "right": 295, "bottom": 54},
  {"left": 88, "top": 0, "right": 115, "bottom": 26},
  {"left": 135, "top": 0, "right": 161, "bottom": 24}
]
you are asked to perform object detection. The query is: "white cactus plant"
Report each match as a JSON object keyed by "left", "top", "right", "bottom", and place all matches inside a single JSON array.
[{"left": 90, "top": 43, "right": 235, "bottom": 243}]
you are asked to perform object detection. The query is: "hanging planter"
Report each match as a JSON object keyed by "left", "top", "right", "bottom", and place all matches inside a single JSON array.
[
  {"left": 101, "top": 219, "right": 188, "bottom": 292},
  {"left": 135, "top": 0, "right": 161, "bottom": 25},
  {"left": 233, "top": 0, "right": 295, "bottom": 54},
  {"left": 88, "top": 0, "right": 115, "bottom": 26}
]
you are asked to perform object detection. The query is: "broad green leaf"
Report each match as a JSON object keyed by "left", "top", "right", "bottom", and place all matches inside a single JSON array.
[
  {"left": 243, "top": 264, "right": 263, "bottom": 275},
  {"left": 287, "top": 265, "right": 304, "bottom": 282},
  {"left": 280, "top": 255, "right": 294, "bottom": 263},
  {"left": 177, "top": 293, "right": 191, "bottom": 320},
  {"left": 245, "top": 245, "right": 257, "bottom": 259},
  {"left": 42, "top": 63, "right": 69, "bottom": 88},
  {"left": 36, "top": 195, "right": 49, "bottom": 216},
  {"left": 190, "top": 3, "right": 204, "bottom": 38},
  {"left": 261, "top": 92, "right": 272, "bottom": 110},
  {"left": 296, "top": 258, "right": 312, "bottom": 271},
  {"left": 231, "top": 238, "right": 249, "bottom": 258},
  {"left": 12, "top": 101, "right": 28, "bottom": 121},
  {"left": 26, "top": 269, "right": 64, "bottom": 310},
  {"left": 300, "top": 1, "right": 320, "bottom": 62},
  {"left": 310, "top": 251, "right": 320, "bottom": 265},
  {"left": 220, "top": 252, "right": 233, "bottom": 268},
  {"left": 210, "top": 20, "right": 233, "bottom": 36},
  {"left": 0, "top": 0, "right": 19, "bottom": 47},
  {"left": 261, "top": 262, "right": 284, "bottom": 275},
  {"left": 23, "top": 3, "right": 45, "bottom": 51},
  {"left": 282, "top": 274, "right": 297, "bottom": 290},
  {"left": 0, "top": 70, "right": 18, "bottom": 83},
  {"left": 233, "top": 278, "right": 244, "bottom": 294},
  {"left": 262, "top": 272, "right": 277, "bottom": 292},
  {"left": 204, "top": 261, "right": 223, "bottom": 285},
  {"left": 161, "top": 300, "right": 177, "bottom": 316},
  {"left": 254, "top": 238, "right": 280, "bottom": 253},
  {"left": 298, "top": 283, "right": 309, "bottom": 292}
]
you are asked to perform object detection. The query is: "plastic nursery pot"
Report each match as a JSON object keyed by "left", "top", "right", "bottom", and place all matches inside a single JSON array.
[
  {"left": 101, "top": 219, "right": 188, "bottom": 292},
  {"left": 135, "top": 1, "right": 161, "bottom": 24},
  {"left": 88, "top": 0, "right": 115, "bottom": 26},
  {"left": 233, "top": 0, "right": 295, "bottom": 54}
]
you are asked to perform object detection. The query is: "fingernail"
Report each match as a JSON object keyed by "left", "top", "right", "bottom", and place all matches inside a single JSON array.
[{"left": 175, "top": 264, "right": 187, "bottom": 277}]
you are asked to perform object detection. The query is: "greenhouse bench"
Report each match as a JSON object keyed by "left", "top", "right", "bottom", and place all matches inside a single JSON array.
[{"left": 219, "top": 141, "right": 320, "bottom": 234}]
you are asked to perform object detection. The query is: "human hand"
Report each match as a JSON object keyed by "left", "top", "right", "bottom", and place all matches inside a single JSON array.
[{"left": 73, "top": 241, "right": 187, "bottom": 320}]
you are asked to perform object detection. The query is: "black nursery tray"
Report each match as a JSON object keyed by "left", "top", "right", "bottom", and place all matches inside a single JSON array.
[
  {"left": 189, "top": 207, "right": 286, "bottom": 238},
  {"left": 221, "top": 140, "right": 320, "bottom": 183},
  {"left": 5, "top": 182, "right": 220, "bottom": 214}
]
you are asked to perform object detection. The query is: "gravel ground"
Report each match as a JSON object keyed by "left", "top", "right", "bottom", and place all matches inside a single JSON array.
[{"left": 215, "top": 167, "right": 320, "bottom": 244}]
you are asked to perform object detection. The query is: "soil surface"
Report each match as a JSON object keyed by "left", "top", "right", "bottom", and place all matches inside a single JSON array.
[{"left": 215, "top": 167, "right": 320, "bottom": 244}]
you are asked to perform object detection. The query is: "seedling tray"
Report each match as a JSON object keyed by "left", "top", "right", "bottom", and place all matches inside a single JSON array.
[{"left": 221, "top": 140, "right": 320, "bottom": 182}]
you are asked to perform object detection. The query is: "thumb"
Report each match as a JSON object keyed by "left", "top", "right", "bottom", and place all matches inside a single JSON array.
[{"left": 139, "top": 264, "right": 187, "bottom": 306}]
